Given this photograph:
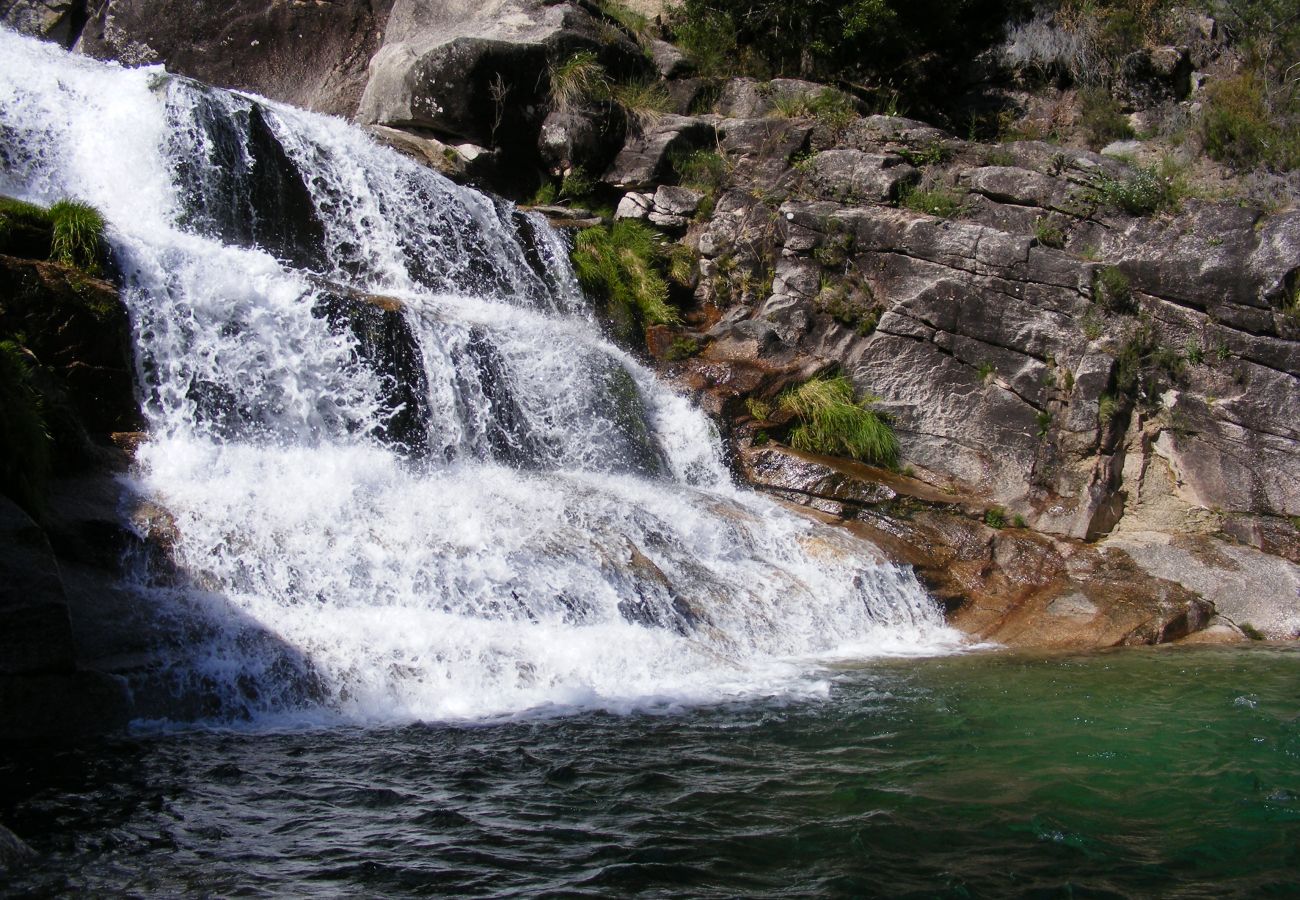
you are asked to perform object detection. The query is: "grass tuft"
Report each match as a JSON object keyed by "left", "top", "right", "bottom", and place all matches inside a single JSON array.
[
  {"left": 548, "top": 51, "right": 609, "bottom": 115},
  {"left": 572, "top": 220, "right": 680, "bottom": 339},
  {"left": 779, "top": 375, "right": 898, "bottom": 467}
]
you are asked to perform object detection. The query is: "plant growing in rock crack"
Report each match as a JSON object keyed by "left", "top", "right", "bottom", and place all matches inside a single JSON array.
[
  {"left": 1092, "top": 265, "right": 1133, "bottom": 313},
  {"left": 612, "top": 79, "right": 674, "bottom": 131},
  {"left": 745, "top": 396, "right": 773, "bottom": 421},
  {"left": 671, "top": 148, "right": 731, "bottom": 194},
  {"left": 1090, "top": 163, "right": 1185, "bottom": 217},
  {"left": 572, "top": 220, "right": 680, "bottom": 341},
  {"left": 1036, "top": 410, "right": 1053, "bottom": 437},
  {"left": 778, "top": 375, "right": 899, "bottom": 467},
  {"left": 548, "top": 51, "right": 609, "bottom": 114},
  {"left": 984, "top": 507, "right": 1007, "bottom": 529},
  {"left": 899, "top": 182, "right": 964, "bottom": 219},
  {"left": 976, "top": 361, "right": 996, "bottom": 382},
  {"left": 1033, "top": 216, "right": 1066, "bottom": 249}
]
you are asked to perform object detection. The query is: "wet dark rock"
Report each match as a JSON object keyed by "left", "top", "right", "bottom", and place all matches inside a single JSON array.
[
  {"left": 311, "top": 288, "right": 431, "bottom": 458},
  {"left": 0, "top": 255, "right": 138, "bottom": 442},
  {"left": 539, "top": 102, "right": 628, "bottom": 176},
  {"left": 0, "top": 822, "right": 36, "bottom": 871}
]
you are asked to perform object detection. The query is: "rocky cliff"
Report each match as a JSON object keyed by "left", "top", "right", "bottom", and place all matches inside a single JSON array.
[{"left": 3, "top": 0, "right": 1297, "bottom": 649}]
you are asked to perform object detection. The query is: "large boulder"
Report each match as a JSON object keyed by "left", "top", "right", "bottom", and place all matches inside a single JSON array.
[
  {"left": 0, "top": 0, "right": 84, "bottom": 46},
  {"left": 358, "top": 0, "right": 648, "bottom": 156},
  {"left": 75, "top": 0, "right": 393, "bottom": 117}
]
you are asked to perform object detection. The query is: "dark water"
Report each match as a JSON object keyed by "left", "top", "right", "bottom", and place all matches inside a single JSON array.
[{"left": 3, "top": 645, "right": 1297, "bottom": 898}]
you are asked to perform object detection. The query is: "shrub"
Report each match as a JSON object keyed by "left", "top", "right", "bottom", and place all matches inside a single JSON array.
[
  {"left": 1079, "top": 86, "right": 1134, "bottom": 150},
  {"left": 572, "top": 220, "right": 680, "bottom": 338},
  {"left": 0, "top": 341, "right": 52, "bottom": 517},
  {"left": 778, "top": 374, "right": 899, "bottom": 467},
  {"left": 1201, "top": 72, "right": 1299, "bottom": 171},
  {"left": 1092, "top": 165, "right": 1181, "bottom": 216},
  {"left": 984, "top": 506, "right": 1006, "bottom": 529},
  {"left": 559, "top": 168, "right": 597, "bottom": 202},
  {"left": 664, "top": 336, "right": 701, "bottom": 360}
]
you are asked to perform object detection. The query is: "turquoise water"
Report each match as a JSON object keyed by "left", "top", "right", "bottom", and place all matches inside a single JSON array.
[{"left": 2, "top": 644, "right": 1297, "bottom": 897}]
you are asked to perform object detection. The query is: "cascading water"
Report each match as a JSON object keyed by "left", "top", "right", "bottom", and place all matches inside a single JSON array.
[{"left": 0, "top": 29, "right": 958, "bottom": 725}]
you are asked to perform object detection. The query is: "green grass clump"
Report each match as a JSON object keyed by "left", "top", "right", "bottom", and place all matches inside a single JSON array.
[
  {"left": 745, "top": 396, "right": 773, "bottom": 421},
  {"left": 1033, "top": 216, "right": 1066, "bottom": 249},
  {"left": 671, "top": 148, "right": 731, "bottom": 193},
  {"left": 572, "top": 220, "right": 680, "bottom": 338},
  {"left": 548, "top": 51, "right": 610, "bottom": 115},
  {"left": 779, "top": 374, "right": 899, "bottom": 467},
  {"left": 0, "top": 341, "right": 52, "bottom": 517},
  {"left": 1, "top": 195, "right": 105, "bottom": 273},
  {"left": 900, "top": 183, "right": 964, "bottom": 219},
  {"left": 612, "top": 79, "right": 674, "bottom": 130},
  {"left": 48, "top": 200, "right": 105, "bottom": 273},
  {"left": 984, "top": 507, "right": 1006, "bottom": 529}
]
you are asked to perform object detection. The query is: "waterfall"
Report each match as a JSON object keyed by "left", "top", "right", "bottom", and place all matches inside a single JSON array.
[{"left": 0, "top": 29, "right": 957, "bottom": 725}]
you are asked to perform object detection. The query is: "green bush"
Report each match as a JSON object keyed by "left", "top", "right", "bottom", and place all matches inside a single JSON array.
[
  {"left": 572, "top": 220, "right": 680, "bottom": 339},
  {"left": 664, "top": 336, "right": 701, "bottom": 360},
  {"left": 0, "top": 341, "right": 52, "bottom": 517},
  {"left": 779, "top": 374, "right": 899, "bottom": 466},
  {"left": 1092, "top": 164, "right": 1183, "bottom": 216},
  {"left": 670, "top": 0, "right": 1020, "bottom": 116},
  {"left": 1079, "top": 86, "right": 1134, "bottom": 150},
  {"left": 983, "top": 506, "right": 1007, "bottom": 528},
  {"left": 1201, "top": 72, "right": 1299, "bottom": 171}
]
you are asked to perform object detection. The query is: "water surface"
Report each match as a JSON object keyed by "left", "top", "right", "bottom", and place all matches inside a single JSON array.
[{"left": 3, "top": 645, "right": 1296, "bottom": 897}]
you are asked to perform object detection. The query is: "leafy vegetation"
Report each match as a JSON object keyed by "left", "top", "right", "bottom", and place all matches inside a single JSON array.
[
  {"left": 778, "top": 375, "right": 899, "bottom": 466},
  {"left": 612, "top": 79, "right": 674, "bottom": 130},
  {"left": 572, "top": 220, "right": 681, "bottom": 340},
  {"left": 670, "top": 0, "right": 1025, "bottom": 118},
  {"left": 984, "top": 506, "right": 1007, "bottom": 528},
  {"left": 745, "top": 396, "right": 774, "bottom": 421},
  {"left": 664, "top": 336, "right": 702, "bottom": 360},
  {"left": 1078, "top": 85, "right": 1133, "bottom": 149},
  {"left": 1091, "top": 163, "right": 1185, "bottom": 216}
]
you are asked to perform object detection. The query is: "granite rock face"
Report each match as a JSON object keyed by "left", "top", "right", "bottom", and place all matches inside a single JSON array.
[
  {"left": 358, "top": 0, "right": 647, "bottom": 159},
  {"left": 75, "top": 0, "right": 393, "bottom": 117}
]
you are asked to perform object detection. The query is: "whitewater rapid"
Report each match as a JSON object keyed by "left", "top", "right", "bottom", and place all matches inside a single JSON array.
[{"left": 0, "top": 28, "right": 959, "bottom": 725}]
